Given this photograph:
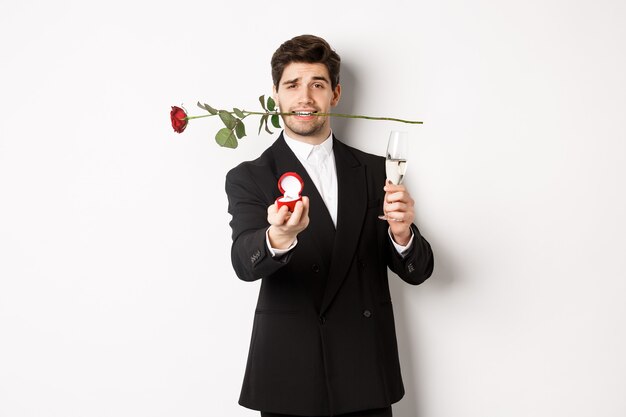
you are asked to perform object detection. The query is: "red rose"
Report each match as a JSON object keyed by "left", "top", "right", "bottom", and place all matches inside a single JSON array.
[{"left": 170, "top": 106, "right": 188, "bottom": 133}]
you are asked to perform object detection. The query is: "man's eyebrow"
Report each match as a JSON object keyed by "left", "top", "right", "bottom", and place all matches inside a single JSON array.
[
  {"left": 311, "top": 76, "right": 329, "bottom": 83},
  {"left": 281, "top": 75, "right": 330, "bottom": 85}
]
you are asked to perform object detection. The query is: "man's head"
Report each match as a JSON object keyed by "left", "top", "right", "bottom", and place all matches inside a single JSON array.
[
  {"left": 271, "top": 35, "right": 342, "bottom": 144},
  {"left": 271, "top": 34, "right": 341, "bottom": 92}
]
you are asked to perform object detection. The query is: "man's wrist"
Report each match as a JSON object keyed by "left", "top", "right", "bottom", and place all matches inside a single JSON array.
[
  {"left": 266, "top": 227, "right": 297, "bottom": 257},
  {"left": 388, "top": 227, "right": 414, "bottom": 257},
  {"left": 267, "top": 225, "right": 297, "bottom": 250},
  {"left": 391, "top": 230, "right": 411, "bottom": 246}
]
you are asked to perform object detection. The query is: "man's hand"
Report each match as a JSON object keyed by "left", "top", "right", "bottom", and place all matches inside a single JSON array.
[
  {"left": 267, "top": 196, "right": 310, "bottom": 249},
  {"left": 383, "top": 181, "right": 415, "bottom": 246}
]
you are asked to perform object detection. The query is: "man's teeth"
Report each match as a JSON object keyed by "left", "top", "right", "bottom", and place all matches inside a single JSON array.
[{"left": 293, "top": 111, "right": 316, "bottom": 116}]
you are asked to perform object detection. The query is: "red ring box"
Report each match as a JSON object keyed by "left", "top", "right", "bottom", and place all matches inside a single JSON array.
[{"left": 276, "top": 172, "right": 304, "bottom": 212}]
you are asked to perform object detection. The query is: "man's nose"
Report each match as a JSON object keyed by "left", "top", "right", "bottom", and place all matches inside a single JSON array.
[{"left": 297, "top": 89, "right": 313, "bottom": 104}]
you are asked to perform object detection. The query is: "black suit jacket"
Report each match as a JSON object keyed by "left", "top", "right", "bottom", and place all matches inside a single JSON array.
[{"left": 225, "top": 133, "right": 434, "bottom": 416}]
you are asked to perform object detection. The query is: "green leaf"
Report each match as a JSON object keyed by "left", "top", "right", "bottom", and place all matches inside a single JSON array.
[
  {"left": 233, "top": 108, "right": 245, "bottom": 118},
  {"left": 264, "top": 117, "right": 273, "bottom": 134},
  {"left": 197, "top": 102, "right": 218, "bottom": 115},
  {"left": 215, "top": 127, "right": 238, "bottom": 148},
  {"left": 271, "top": 114, "right": 281, "bottom": 129},
  {"left": 267, "top": 96, "right": 276, "bottom": 112},
  {"left": 258, "top": 114, "right": 268, "bottom": 135},
  {"left": 235, "top": 120, "right": 246, "bottom": 139},
  {"left": 218, "top": 110, "right": 237, "bottom": 129},
  {"left": 259, "top": 95, "right": 267, "bottom": 111}
]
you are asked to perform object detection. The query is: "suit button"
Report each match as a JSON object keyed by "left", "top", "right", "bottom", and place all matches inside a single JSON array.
[
  {"left": 311, "top": 264, "right": 320, "bottom": 273},
  {"left": 363, "top": 310, "right": 372, "bottom": 318}
]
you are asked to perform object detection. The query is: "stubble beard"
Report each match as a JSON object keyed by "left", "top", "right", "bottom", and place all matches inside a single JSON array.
[{"left": 283, "top": 116, "right": 329, "bottom": 138}]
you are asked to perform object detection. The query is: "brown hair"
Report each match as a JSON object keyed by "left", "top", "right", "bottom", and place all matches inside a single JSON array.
[{"left": 271, "top": 34, "right": 341, "bottom": 90}]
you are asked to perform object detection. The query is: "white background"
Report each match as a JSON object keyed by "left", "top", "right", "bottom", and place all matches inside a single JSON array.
[{"left": 1, "top": 1, "right": 625, "bottom": 416}]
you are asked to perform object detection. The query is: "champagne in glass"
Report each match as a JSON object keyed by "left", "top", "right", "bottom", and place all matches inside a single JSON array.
[
  {"left": 385, "top": 158, "right": 408, "bottom": 185},
  {"left": 379, "top": 131, "right": 408, "bottom": 220}
]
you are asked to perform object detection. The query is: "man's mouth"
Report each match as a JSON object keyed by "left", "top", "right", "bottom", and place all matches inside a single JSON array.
[{"left": 291, "top": 110, "right": 318, "bottom": 116}]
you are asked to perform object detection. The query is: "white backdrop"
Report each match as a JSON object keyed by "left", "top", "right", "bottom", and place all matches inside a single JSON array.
[{"left": 1, "top": 1, "right": 625, "bottom": 416}]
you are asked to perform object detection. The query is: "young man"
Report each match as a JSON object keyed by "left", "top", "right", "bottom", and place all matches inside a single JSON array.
[{"left": 225, "top": 35, "right": 434, "bottom": 417}]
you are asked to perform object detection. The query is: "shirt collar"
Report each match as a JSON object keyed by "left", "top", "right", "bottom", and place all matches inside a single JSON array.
[{"left": 283, "top": 131, "right": 334, "bottom": 162}]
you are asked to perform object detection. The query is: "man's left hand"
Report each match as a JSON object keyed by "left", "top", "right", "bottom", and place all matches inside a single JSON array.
[{"left": 383, "top": 181, "right": 415, "bottom": 246}]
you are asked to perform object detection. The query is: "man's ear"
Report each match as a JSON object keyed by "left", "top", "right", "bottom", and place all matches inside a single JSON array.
[
  {"left": 331, "top": 84, "right": 341, "bottom": 107},
  {"left": 272, "top": 85, "right": 278, "bottom": 108}
]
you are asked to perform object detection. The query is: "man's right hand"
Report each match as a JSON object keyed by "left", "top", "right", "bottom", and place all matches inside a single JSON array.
[{"left": 267, "top": 196, "right": 310, "bottom": 249}]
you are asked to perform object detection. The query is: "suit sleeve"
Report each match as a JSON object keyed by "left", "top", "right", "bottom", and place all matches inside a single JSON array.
[
  {"left": 386, "top": 223, "right": 434, "bottom": 285},
  {"left": 225, "top": 165, "right": 292, "bottom": 282}
]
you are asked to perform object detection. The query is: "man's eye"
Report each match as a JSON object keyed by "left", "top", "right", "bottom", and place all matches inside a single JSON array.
[
  {"left": 314, "top": 83, "right": 324, "bottom": 88},
  {"left": 287, "top": 84, "right": 297, "bottom": 89}
]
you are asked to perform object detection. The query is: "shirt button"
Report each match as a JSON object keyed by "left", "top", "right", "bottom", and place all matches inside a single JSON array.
[
  {"left": 312, "top": 264, "right": 320, "bottom": 273},
  {"left": 363, "top": 310, "right": 372, "bottom": 318},
  {"left": 319, "top": 316, "right": 326, "bottom": 324}
]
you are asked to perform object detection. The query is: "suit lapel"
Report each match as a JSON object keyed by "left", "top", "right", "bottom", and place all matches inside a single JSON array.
[{"left": 320, "top": 138, "right": 367, "bottom": 315}]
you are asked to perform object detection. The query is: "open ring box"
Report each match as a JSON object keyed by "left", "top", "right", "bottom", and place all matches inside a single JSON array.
[{"left": 276, "top": 172, "right": 304, "bottom": 212}]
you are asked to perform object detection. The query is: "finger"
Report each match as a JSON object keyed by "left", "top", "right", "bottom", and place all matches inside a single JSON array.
[
  {"left": 384, "top": 182, "right": 407, "bottom": 193},
  {"left": 386, "top": 216, "right": 404, "bottom": 223},
  {"left": 387, "top": 209, "right": 414, "bottom": 224},
  {"left": 300, "top": 196, "right": 310, "bottom": 219},
  {"left": 387, "top": 210, "right": 412, "bottom": 223},
  {"left": 269, "top": 205, "right": 290, "bottom": 225},
  {"left": 287, "top": 201, "right": 303, "bottom": 226},
  {"left": 290, "top": 198, "right": 309, "bottom": 224},
  {"left": 383, "top": 203, "right": 407, "bottom": 213},
  {"left": 385, "top": 190, "right": 405, "bottom": 202},
  {"left": 386, "top": 192, "right": 414, "bottom": 205}
]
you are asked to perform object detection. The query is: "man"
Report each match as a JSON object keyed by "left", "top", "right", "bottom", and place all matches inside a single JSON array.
[{"left": 225, "top": 35, "right": 434, "bottom": 417}]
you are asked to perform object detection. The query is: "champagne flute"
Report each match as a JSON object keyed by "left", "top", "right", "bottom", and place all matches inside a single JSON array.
[{"left": 378, "top": 131, "right": 408, "bottom": 220}]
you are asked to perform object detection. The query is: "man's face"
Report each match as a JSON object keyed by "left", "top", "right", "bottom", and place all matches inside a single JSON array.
[{"left": 273, "top": 62, "right": 341, "bottom": 144}]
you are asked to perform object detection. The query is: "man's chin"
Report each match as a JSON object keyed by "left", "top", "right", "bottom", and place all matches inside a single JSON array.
[
  {"left": 284, "top": 122, "right": 327, "bottom": 138},
  {"left": 289, "top": 128, "right": 318, "bottom": 137}
]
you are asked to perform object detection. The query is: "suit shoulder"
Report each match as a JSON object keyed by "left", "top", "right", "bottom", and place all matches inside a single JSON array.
[
  {"left": 226, "top": 145, "right": 275, "bottom": 183},
  {"left": 336, "top": 139, "right": 384, "bottom": 166}
]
